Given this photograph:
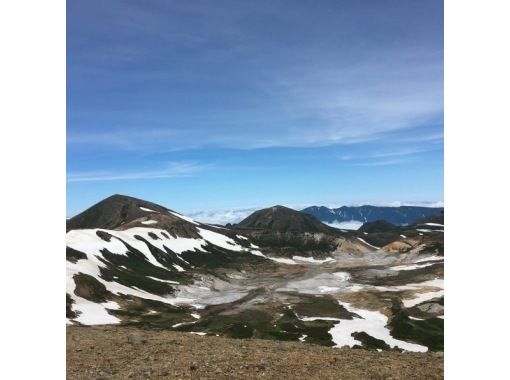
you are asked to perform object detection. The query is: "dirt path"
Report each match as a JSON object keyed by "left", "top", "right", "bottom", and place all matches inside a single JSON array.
[{"left": 67, "top": 326, "right": 443, "bottom": 379}]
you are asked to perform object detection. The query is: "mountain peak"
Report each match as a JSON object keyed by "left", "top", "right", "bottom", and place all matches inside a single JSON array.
[
  {"left": 236, "top": 205, "right": 334, "bottom": 233},
  {"left": 66, "top": 194, "right": 175, "bottom": 231}
]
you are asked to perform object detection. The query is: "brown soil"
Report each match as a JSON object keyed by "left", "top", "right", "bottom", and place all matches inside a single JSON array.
[{"left": 67, "top": 326, "right": 443, "bottom": 380}]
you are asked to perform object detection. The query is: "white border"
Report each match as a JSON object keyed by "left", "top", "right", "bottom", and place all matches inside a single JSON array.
[
  {"left": 0, "top": 0, "right": 65, "bottom": 378},
  {"left": 1, "top": 0, "right": 510, "bottom": 377},
  {"left": 446, "top": 0, "right": 510, "bottom": 377}
]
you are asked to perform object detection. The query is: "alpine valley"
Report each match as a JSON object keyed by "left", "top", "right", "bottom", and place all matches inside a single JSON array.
[{"left": 66, "top": 195, "right": 444, "bottom": 352}]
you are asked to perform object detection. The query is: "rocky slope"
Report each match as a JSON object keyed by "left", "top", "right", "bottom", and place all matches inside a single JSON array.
[{"left": 67, "top": 326, "right": 444, "bottom": 379}]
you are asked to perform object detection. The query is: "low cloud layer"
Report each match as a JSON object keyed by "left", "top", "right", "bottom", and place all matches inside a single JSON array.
[
  {"left": 185, "top": 208, "right": 257, "bottom": 225},
  {"left": 325, "top": 221, "right": 364, "bottom": 230}
]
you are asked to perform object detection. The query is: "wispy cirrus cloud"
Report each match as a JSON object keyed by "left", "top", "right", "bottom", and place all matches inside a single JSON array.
[
  {"left": 67, "top": 161, "right": 208, "bottom": 182},
  {"left": 338, "top": 146, "right": 440, "bottom": 166},
  {"left": 67, "top": 1, "right": 443, "bottom": 153},
  {"left": 352, "top": 157, "right": 415, "bottom": 167}
]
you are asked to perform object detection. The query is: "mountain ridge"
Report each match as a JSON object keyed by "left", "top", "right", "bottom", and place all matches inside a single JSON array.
[{"left": 302, "top": 205, "right": 444, "bottom": 225}]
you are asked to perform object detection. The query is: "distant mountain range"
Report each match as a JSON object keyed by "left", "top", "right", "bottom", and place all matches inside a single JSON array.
[{"left": 301, "top": 205, "right": 444, "bottom": 225}]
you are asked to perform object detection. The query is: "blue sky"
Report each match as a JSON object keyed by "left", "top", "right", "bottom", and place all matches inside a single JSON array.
[{"left": 67, "top": 0, "right": 443, "bottom": 218}]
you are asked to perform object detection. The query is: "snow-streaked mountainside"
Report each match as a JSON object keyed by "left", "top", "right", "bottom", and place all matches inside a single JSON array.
[
  {"left": 302, "top": 205, "right": 444, "bottom": 225},
  {"left": 66, "top": 195, "right": 267, "bottom": 325}
]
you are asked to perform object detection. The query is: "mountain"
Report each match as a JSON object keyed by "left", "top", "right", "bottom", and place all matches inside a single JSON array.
[
  {"left": 231, "top": 205, "right": 376, "bottom": 258},
  {"left": 66, "top": 194, "right": 173, "bottom": 231},
  {"left": 66, "top": 195, "right": 268, "bottom": 325},
  {"left": 302, "top": 205, "right": 444, "bottom": 225},
  {"left": 356, "top": 214, "right": 444, "bottom": 253},
  {"left": 67, "top": 195, "right": 443, "bottom": 353},
  {"left": 235, "top": 205, "right": 337, "bottom": 234}
]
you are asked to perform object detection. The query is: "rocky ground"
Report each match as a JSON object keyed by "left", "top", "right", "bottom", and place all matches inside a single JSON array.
[{"left": 67, "top": 326, "right": 444, "bottom": 380}]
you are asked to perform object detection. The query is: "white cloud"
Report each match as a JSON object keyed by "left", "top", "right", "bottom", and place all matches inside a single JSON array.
[
  {"left": 325, "top": 220, "right": 364, "bottom": 230},
  {"left": 185, "top": 208, "right": 257, "bottom": 225},
  {"left": 185, "top": 200, "right": 444, "bottom": 226},
  {"left": 68, "top": 47, "right": 443, "bottom": 152},
  {"left": 67, "top": 161, "right": 208, "bottom": 182}
]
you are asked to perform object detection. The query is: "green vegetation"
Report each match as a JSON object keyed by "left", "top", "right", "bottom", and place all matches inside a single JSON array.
[
  {"left": 114, "top": 298, "right": 193, "bottom": 328},
  {"left": 352, "top": 332, "right": 392, "bottom": 350},
  {"left": 250, "top": 234, "right": 335, "bottom": 257},
  {"left": 66, "top": 293, "right": 77, "bottom": 319},
  {"left": 420, "top": 242, "right": 444, "bottom": 255},
  {"left": 389, "top": 303, "right": 444, "bottom": 351},
  {"left": 181, "top": 244, "right": 265, "bottom": 270},
  {"left": 172, "top": 307, "right": 336, "bottom": 346},
  {"left": 98, "top": 242, "right": 192, "bottom": 295},
  {"left": 292, "top": 295, "right": 354, "bottom": 319},
  {"left": 96, "top": 230, "right": 113, "bottom": 242},
  {"left": 383, "top": 263, "right": 443, "bottom": 284},
  {"left": 73, "top": 273, "right": 110, "bottom": 302},
  {"left": 66, "top": 247, "right": 87, "bottom": 263}
]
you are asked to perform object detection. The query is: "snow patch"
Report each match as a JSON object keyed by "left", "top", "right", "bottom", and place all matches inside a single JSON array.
[
  {"left": 326, "top": 301, "right": 428, "bottom": 352},
  {"left": 173, "top": 264, "right": 185, "bottom": 272},
  {"left": 357, "top": 237, "right": 379, "bottom": 249},
  {"left": 318, "top": 286, "right": 341, "bottom": 293},
  {"left": 333, "top": 272, "right": 351, "bottom": 281},
  {"left": 390, "top": 263, "right": 436, "bottom": 271},
  {"left": 415, "top": 255, "right": 444, "bottom": 263},
  {"left": 168, "top": 211, "right": 199, "bottom": 225},
  {"left": 292, "top": 256, "right": 335, "bottom": 264},
  {"left": 72, "top": 298, "right": 121, "bottom": 325},
  {"left": 250, "top": 250, "right": 267, "bottom": 258},
  {"left": 146, "top": 276, "right": 180, "bottom": 284},
  {"left": 268, "top": 257, "right": 298, "bottom": 265},
  {"left": 198, "top": 227, "right": 245, "bottom": 252},
  {"left": 403, "top": 290, "right": 444, "bottom": 308}
]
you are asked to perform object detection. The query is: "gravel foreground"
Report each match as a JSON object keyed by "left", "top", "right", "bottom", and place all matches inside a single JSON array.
[{"left": 67, "top": 326, "right": 443, "bottom": 380}]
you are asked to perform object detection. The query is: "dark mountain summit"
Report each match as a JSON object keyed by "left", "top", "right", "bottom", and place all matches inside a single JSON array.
[
  {"left": 232, "top": 205, "right": 343, "bottom": 257},
  {"left": 236, "top": 205, "right": 336, "bottom": 234},
  {"left": 302, "top": 205, "right": 444, "bottom": 225},
  {"left": 66, "top": 194, "right": 191, "bottom": 232}
]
